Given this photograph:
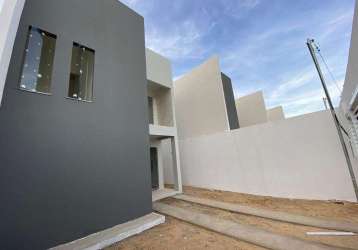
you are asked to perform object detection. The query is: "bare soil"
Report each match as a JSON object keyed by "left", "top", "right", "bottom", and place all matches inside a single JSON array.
[
  {"left": 162, "top": 198, "right": 358, "bottom": 249},
  {"left": 106, "top": 186, "right": 358, "bottom": 250},
  {"left": 107, "top": 216, "right": 265, "bottom": 250},
  {"left": 182, "top": 186, "right": 358, "bottom": 223}
]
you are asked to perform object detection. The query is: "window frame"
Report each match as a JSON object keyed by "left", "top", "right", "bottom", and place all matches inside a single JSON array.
[
  {"left": 18, "top": 25, "right": 57, "bottom": 95},
  {"left": 66, "top": 42, "right": 95, "bottom": 103}
]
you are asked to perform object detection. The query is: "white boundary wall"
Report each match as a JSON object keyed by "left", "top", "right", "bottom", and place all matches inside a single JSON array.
[
  {"left": 0, "top": 0, "right": 25, "bottom": 106},
  {"left": 177, "top": 111, "right": 357, "bottom": 202}
]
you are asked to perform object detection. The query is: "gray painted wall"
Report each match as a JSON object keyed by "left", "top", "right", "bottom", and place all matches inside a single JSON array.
[
  {"left": 0, "top": 0, "right": 152, "bottom": 249},
  {"left": 221, "top": 73, "right": 239, "bottom": 130}
]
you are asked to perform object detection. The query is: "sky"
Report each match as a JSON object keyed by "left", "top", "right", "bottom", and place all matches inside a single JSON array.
[{"left": 121, "top": 0, "right": 355, "bottom": 117}]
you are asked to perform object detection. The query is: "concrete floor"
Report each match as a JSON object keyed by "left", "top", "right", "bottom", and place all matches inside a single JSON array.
[{"left": 152, "top": 188, "right": 180, "bottom": 202}]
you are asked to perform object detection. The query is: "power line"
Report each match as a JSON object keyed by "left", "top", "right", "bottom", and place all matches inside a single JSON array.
[{"left": 314, "top": 43, "right": 343, "bottom": 94}]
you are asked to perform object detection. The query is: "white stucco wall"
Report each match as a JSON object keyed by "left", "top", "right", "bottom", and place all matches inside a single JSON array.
[
  {"left": 340, "top": 1, "right": 358, "bottom": 113},
  {"left": 236, "top": 91, "right": 268, "bottom": 128},
  {"left": 267, "top": 106, "right": 285, "bottom": 122},
  {"left": 146, "top": 48, "right": 172, "bottom": 88},
  {"left": 176, "top": 110, "right": 356, "bottom": 202},
  {"left": 0, "top": 0, "right": 25, "bottom": 106},
  {"left": 174, "top": 56, "right": 230, "bottom": 139}
]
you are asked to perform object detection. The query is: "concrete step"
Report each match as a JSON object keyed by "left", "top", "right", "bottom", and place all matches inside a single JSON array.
[
  {"left": 174, "top": 194, "right": 358, "bottom": 233},
  {"left": 153, "top": 202, "right": 348, "bottom": 250}
]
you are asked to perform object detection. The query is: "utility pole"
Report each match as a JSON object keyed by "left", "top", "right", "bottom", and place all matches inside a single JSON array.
[{"left": 307, "top": 38, "right": 358, "bottom": 201}]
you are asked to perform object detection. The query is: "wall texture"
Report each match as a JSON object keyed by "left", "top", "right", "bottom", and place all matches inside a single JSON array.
[
  {"left": 174, "top": 57, "right": 231, "bottom": 139},
  {"left": 146, "top": 48, "right": 172, "bottom": 88},
  {"left": 267, "top": 106, "right": 285, "bottom": 122},
  {"left": 178, "top": 111, "right": 357, "bottom": 202},
  {"left": 235, "top": 91, "right": 268, "bottom": 128},
  {"left": 0, "top": 0, "right": 152, "bottom": 249}
]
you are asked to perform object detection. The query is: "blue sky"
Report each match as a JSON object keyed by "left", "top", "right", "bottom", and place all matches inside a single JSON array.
[{"left": 122, "top": 0, "right": 355, "bottom": 117}]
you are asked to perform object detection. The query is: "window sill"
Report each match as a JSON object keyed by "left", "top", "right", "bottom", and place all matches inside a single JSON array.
[
  {"left": 18, "top": 88, "right": 52, "bottom": 96},
  {"left": 65, "top": 97, "right": 93, "bottom": 103}
]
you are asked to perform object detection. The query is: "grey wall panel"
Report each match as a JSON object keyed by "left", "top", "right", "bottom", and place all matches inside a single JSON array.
[
  {"left": 0, "top": 0, "right": 152, "bottom": 249},
  {"left": 221, "top": 73, "right": 240, "bottom": 129}
]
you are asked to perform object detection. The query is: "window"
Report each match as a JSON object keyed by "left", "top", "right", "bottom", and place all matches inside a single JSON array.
[
  {"left": 148, "top": 96, "right": 154, "bottom": 124},
  {"left": 68, "top": 43, "right": 95, "bottom": 101},
  {"left": 19, "top": 26, "right": 57, "bottom": 94}
]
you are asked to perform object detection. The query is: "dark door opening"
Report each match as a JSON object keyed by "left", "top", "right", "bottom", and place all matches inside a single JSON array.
[{"left": 150, "top": 147, "right": 159, "bottom": 190}]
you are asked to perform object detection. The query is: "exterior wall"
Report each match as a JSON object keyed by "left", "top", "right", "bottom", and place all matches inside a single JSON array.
[
  {"left": 267, "top": 106, "right": 285, "bottom": 122},
  {"left": 146, "top": 49, "right": 182, "bottom": 195},
  {"left": 178, "top": 110, "right": 356, "bottom": 202},
  {"left": 146, "top": 48, "right": 172, "bottom": 88},
  {"left": 0, "top": 0, "right": 25, "bottom": 106},
  {"left": 338, "top": 0, "right": 358, "bottom": 185},
  {"left": 340, "top": 1, "right": 358, "bottom": 114},
  {"left": 221, "top": 73, "right": 240, "bottom": 129},
  {"left": 236, "top": 91, "right": 268, "bottom": 128},
  {"left": 0, "top": 1, "right": 152, "bottom": 249},
  {"left": 174, "top": 56, "right": 231, "bottom": 139}
]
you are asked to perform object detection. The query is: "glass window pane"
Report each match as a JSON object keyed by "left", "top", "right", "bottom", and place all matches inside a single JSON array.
[
  {"left": 68, "top": 43, "right": 95, "bottom": 101},
  {"left": 20, "top": 26, "right": 56, "bottom": 93}
]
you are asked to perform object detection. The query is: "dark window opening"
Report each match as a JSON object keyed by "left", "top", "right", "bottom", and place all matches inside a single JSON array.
[
  {"left": 150, "top": 147, "right": 159, "bottom": 190},
  {"left": 68, "top": 43, "right": 95, "bottom": 101},
  {"left": 148, "top": 96, "right": 154, "bottom": 124},
  {"left": 19, "top": 26, "right": 57, "bottom": 94}
]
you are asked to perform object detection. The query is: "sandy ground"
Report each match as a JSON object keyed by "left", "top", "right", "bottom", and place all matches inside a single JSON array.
[
  {"left": 163, "top": 198, "right": 358, "bottom": 249},
  {"left": 106, "top": 186, "right": 358, "bottom": 250},
  {"left": 107, "top": 216, "right": 265, "bottom": 250},
  {"left": 182, "top": 186, "right": 358, "bottom": 223}
]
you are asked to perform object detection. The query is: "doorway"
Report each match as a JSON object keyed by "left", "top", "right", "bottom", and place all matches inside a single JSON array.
[{"left": 150, "top": 147, "right": 159, "bottom": 190}]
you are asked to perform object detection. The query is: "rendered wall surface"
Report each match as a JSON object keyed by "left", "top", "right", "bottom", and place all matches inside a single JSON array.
[
  {"left": 174, "top": 57, "right": 231, "bottom": 139},
  {"left": 146, "top": 48, "right": 172, "bottom": 88},
  {"left": 340, "top": 1, "right": 358, "bottom": 113},
  {"left": 0, "top": 0, "right": 152, "bottom": 249},
  {"left": 178, "top": 111, "right": 356, "bottom": 202},
  {"left": 221, "top": 73, "right": 240, "bottom": 130},
  {"left": 236, "top": 91, "right": 268, "bottom": 128},
  {"left": 0, "top": 0, "right": 25, "bottom": 106},
  {"left": 267, "top": 106, "right": 285, "bottom": 122}
]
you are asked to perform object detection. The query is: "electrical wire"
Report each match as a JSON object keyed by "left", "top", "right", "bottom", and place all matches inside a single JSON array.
[{"left": 314, "top": 42, "right": 343, "bottom": 94}]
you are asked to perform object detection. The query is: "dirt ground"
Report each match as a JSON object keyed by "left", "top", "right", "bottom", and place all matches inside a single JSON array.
[
  {"left": 106, "top": 186, "right": 358, "bottom": 250},
  {"left": 107, "top": 216, "right": 265, "bottom": 250},
  {"left": 182, "top": 186, "right": 358, "bottom": 223},
  {"left": 162, "top": 198, "right": 358, "bottom": 249}
]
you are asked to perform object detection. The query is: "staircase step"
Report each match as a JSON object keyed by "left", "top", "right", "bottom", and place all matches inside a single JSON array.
[
  {"left": 154, "top": 202, "right": 346, "bottom": 250},
  {"left": 174, "top": 194, "right": 358, "bottom": 233}
]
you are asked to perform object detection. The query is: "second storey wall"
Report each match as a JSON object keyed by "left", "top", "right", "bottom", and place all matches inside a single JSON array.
[
  {"left": 0, "top": 1, "right": 152, "bottom": 249},
  {"left": 174, "top": 57, "right": 231, "bottom": 139}
]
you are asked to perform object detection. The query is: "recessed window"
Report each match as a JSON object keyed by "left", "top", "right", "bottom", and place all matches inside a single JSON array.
[
  {"left": 68, "top": 43, "right": 95, "bottom": 101},
  {"left": 19, "top": 26, "right": 57, "bottom": 94}
]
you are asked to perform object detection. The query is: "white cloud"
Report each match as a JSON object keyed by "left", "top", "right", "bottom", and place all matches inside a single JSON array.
[{"left": 145, "top": 20, "right": 206, "bottom": 60}]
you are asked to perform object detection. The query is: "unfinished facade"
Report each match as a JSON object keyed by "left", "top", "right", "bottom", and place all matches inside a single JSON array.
[
  {"left": 146, "top": 49, "right": 182, "bottom": 201},
  {"left": 174, "top": 56, "right": 239, "bottom": 139}
]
